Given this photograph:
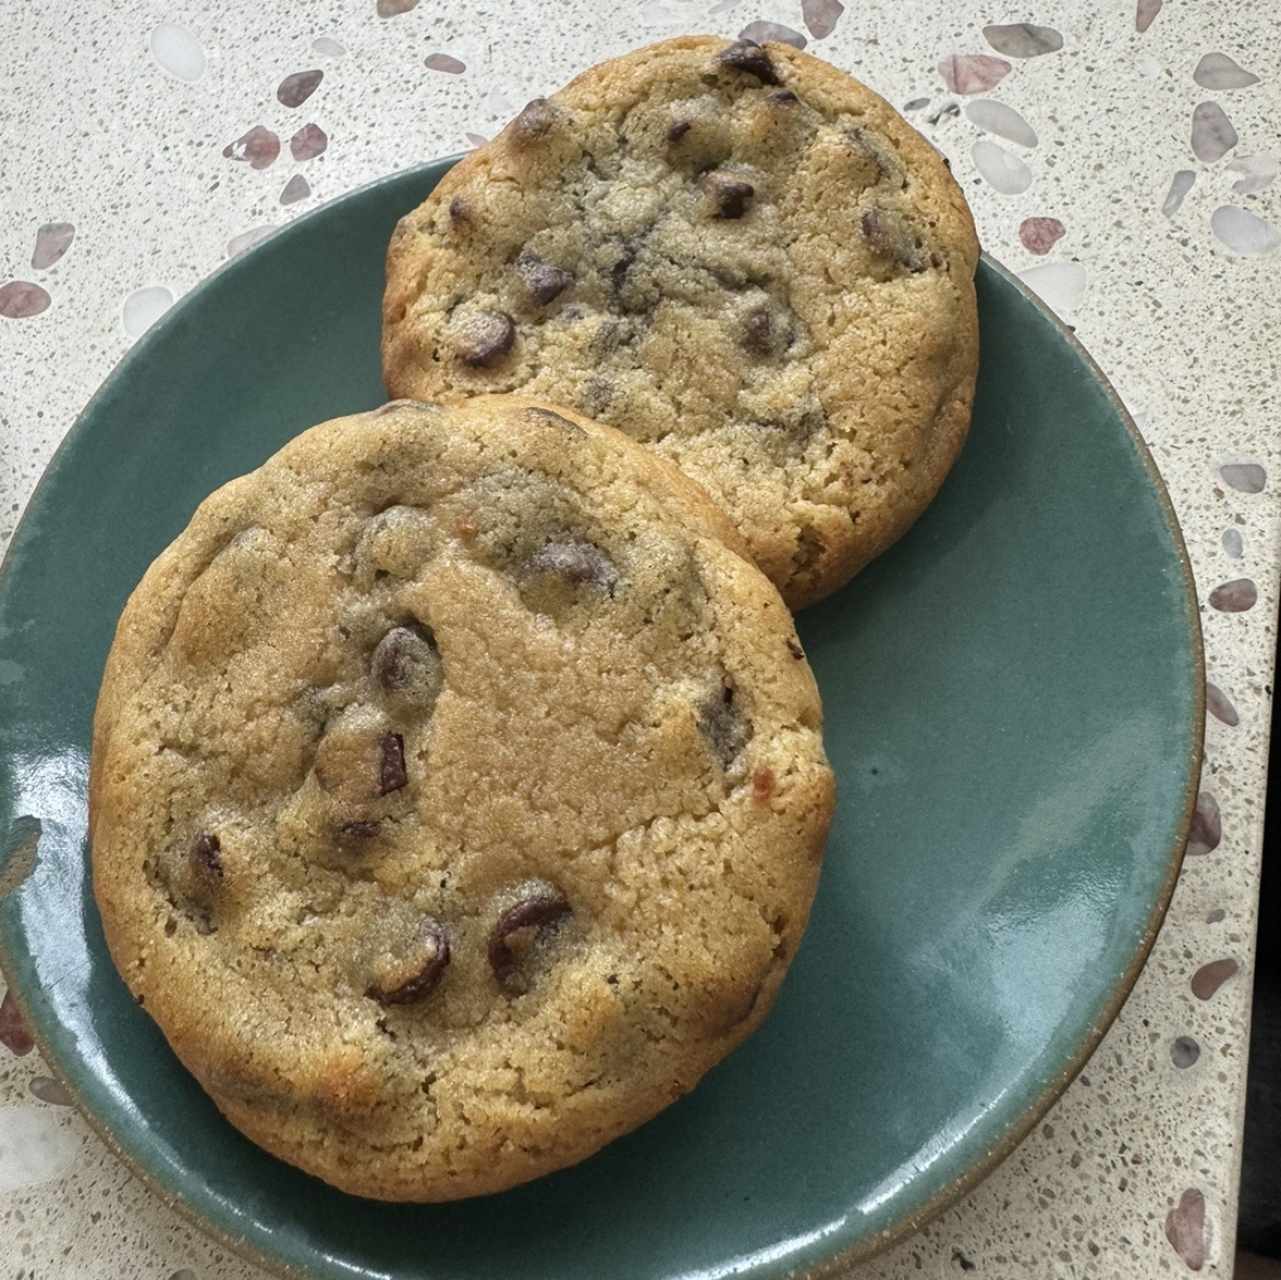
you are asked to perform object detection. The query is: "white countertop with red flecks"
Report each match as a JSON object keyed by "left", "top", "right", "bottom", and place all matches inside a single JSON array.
[{"left": 0, "top": 1, "right": 1277, "bottom": 1277}]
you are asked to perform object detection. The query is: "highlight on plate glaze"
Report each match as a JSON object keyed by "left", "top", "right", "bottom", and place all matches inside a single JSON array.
[
  {"left": 801, "top": 0, "right": 844, "bottom": 40},
  {"left": 312, "top": 36, "right": 347, "bottom": 58},
  {"left": 1019, "top": 217, "right": 1064, "bottom": 255},
  {"left": 149, "top": 22, "right": 205, "bottom": 82},
  {"left": 122, "top": 286, "right": 174, "bottom": 338},
  {"left": 981, "top": 23, "right": 1063, "bottom": 58},
  {"left": 31, "top": 222, "right": 74, "bottom": 270},
  {"left": 937, "top": 54, "right": 1011, "bottom": 95}
]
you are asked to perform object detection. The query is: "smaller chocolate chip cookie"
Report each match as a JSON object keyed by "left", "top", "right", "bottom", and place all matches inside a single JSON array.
[
  {"left": 383, "top": 35, "right": 980, "bottom": 607},
  {"left": 91, "top": 396, "right": 834, "bottom": 1202}
]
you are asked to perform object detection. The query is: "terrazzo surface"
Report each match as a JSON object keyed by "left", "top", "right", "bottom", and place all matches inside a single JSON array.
[{"left": 0, "top": 1, "right": 1277, "bottom": 1276}]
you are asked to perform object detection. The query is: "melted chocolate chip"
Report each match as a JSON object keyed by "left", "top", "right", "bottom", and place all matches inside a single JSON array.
[
  {"left": 517, "top": 253, "right": 573, "bottom": 305},
  {"left": 367, "top": 918, "right": 450, "bottom": 1005},
  {"left": 453, "top": 310, "right": 515, "bottom": 366},
  {"left": 338, "top": 820, "right": 381, "bottom": 842},
  {"left": 716, "top": 38, "right": 781, "bottom": 85},
  {"left": 704, "top": 171, "right": 756, "bottom": 219},
  {"left": 786, "top": 638, "right": 805, "bottom": 660},
  {"left": 697, "top": 682, "right": 750, "bottom": 769},
  {"left": 610, "top": 247, "right": 636, "bottom": 292},
  {"left": 525, "top": 539, "right": 619, "bottom": 594},
  {"left": 861, "top": 208, "right": 927, "bottom": 273},
  {"left": 191, "top": 832, "right": 223, "bottom": 879},
  {"left": 372, "top": 622, "right": 441, "bottom": 705},
  {"left": 448, "top": 194, "right": 469, "bottom": 224},
  {"left": 488, "top": 890, "right": 572, "bottom": 985},
  {"left": 378, "top": 733, "right": 408, "bottom": 795},
  {"left": 769, "top": 89, "right": 799, "bottom": 105},
  {"left": 667, "top": 119, "right": 692, "bottom": 142},
  {"left": 511, "top": 97, "right": 558, "bottom": 142},
  {"left": 742, "top": 307, "right": 773, "bottom": 355},
  {"left": 848, "top": 127, "right": 906, "bottom": 189}
]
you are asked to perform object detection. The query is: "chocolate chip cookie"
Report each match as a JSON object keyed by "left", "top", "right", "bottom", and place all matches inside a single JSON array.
[
  {"left": 383, "top": 35, "right": 980, "bottom": 608},
  {"left": 91, "top": 397, "right": 834, "bottom": 1201}
]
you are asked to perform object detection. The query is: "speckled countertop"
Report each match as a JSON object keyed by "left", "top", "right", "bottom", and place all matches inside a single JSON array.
[{"left": 0, "top": 1, "right": 1277, "bottom": 1276}]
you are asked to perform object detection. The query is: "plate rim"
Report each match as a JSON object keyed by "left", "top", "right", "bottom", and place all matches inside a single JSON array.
[{"left": 0, "top": 159, "right": 1206, "bottom": 1280}]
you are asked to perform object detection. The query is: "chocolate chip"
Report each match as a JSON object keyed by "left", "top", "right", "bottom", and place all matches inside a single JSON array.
[
  {"left": 338, "top": 820, "right": 381, "bottom": 843},
  {"left": 367, "top": 918, "right": 451, "bottom": 1005},
  {"left": 742, "top": 307, "right": 773, "bottom": 355},
  {"left": 697, "top": 682, "right": 750, "bottom": 769},
  {"left": 448, "top": 194, "right": 469, "bottom": 224},
  {"left": 488, "top": 889, "right": 572, "bottom": 986},
  {"left": 372, "top": 622, "right": 442, "bottom": 708},
  {"left": 510, "top": 97, "right": 558, "bottom": 142},
  {"left": 786, "top": 638, "right": 804, "bottom": 659},
  {"left": 190, "top": 832, "right": 222, "bottom": 879},
  {"left": 378, "top": 733, "right": 408, "bottom": 795},
  {"left": 769, "top": 89, "right": 799, "bottom": 105},
  {"left": 667, "top": 119, "right": 692, "bottom": 142},
  {"left": 610, "top": 247, "right": 636, "bottom": 292},
  {"left": 704, "top": 171, "right": 756, "bottom": 219},
  {"left": 848, "top": 127, "right": 906, "bottom": 189},
  {"left": 861, "top": 208, "right": 927, "bottom": 273},
  {"left": 525, "top": 539, "right": 619, "bottom": 594},
  {"left": 517, "top": 252, "right": 573, "bottom": 306},
  {"left": 716, "top": 38, "right": 780, "bottom": 85},
  {"left": 453, "top": 310, "right": 515, "bottom": 366}
]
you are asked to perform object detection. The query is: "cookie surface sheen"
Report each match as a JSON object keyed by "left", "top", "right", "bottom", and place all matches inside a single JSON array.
[
  {"left": 383, "top": 35, "right": 980, "bottom": 607},
  {"left": 91, "top": 396, "right": 834, "bottom": 1202}
]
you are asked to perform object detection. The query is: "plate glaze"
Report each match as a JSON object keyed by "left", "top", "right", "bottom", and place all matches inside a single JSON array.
[{"left": 0, "top": 159, "right": 1202, "bottom": 1280}]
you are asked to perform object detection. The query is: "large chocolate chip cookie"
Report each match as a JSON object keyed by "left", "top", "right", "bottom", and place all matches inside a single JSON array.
[
  {"left": 90, "top": 396, "right": 834, "bottom": 1201},
  {"left": 383, "top": 36, "right": 980, "bottom": 608}
]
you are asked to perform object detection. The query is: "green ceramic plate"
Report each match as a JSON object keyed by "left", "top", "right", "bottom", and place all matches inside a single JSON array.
[{"left": 0, "top": 159, "right": 1202, "bottom": 1280}]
